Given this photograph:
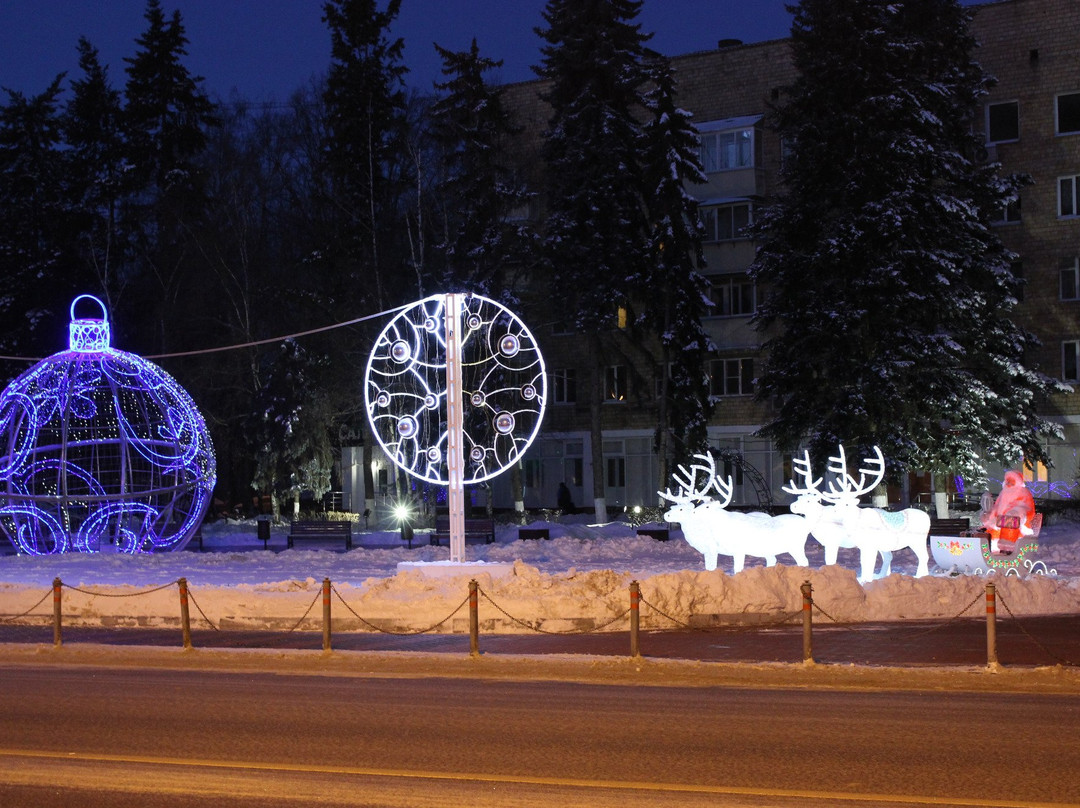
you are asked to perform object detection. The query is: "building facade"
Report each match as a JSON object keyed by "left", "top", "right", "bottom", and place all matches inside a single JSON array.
[
  {"left": 492, "top": 0, "right": 1080, "bottom": 513},
  {"left": 340, "top": 0, "right": 1079, "bottom": 517}
]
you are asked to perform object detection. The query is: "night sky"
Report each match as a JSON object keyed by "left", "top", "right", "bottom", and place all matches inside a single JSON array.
[{"left": 0, "top": 0, "right": 804, "bottom": 102}]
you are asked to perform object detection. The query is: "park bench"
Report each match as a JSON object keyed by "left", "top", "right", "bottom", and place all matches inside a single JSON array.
[
  {"left": 518, "top": 527, "right": 550, "bottom": 540},
  {"left": 287, "top": 520, "right": 353, "bottom": 550},
  {"left": 637, "top": 526, "right": 670, "bottom": 541},
  {"left": 430, "top": 515, "right": 496, "bottom": 545},
  {"left": 928, "top": 517, "right": 974, "bottom": 537}
]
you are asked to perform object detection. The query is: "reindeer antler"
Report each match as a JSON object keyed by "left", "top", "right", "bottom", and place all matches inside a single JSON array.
[
  {"left": 823, "top": 444, "right": 885, "bottom": 503},
  {"left": 658, "top": 452, "right": 731, "bottom": 507},
  {"left": 781, "top": 449, "right": 823, "bottom": 497}
]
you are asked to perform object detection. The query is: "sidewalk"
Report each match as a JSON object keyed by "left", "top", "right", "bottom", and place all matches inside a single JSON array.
[{"left": 2, "top": 614, "right": 1078, "bottom": 668}]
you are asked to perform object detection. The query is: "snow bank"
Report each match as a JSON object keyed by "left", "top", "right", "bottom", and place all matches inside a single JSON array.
[{"left": 1, "top": 515, "right": 1077, "bottom": 630}]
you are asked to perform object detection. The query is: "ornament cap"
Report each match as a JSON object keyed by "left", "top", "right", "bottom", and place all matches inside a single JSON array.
[{"left": 68, "top": 294, "right": 110, "bottom": 352}]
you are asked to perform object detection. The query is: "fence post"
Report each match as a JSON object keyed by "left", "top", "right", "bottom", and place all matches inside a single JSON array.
[
  {"left": 178, "top": 578, "right": 192, "bottom": 649},
  {"left": 469, "top": 579, "right": 479, "bottom": 657},
  {"left": 322, "top": 578, "right": 332, "bottom": 652},
  {"left": 629, "top": 580, "right": 641, "bottom": 658},
  {"left": 986, "top": 582, "right": 998, "bottom": 667},
  {"left": 52, "top": 577, "right": 62, "bottom": 647},
  {"left": 801, "top": 580, "right": 813, "bottom": 664}
]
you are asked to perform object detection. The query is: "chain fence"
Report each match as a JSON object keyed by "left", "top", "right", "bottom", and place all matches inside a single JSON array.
[{"left": 0, "top": 576, "right": 1076, "bottom": 667}]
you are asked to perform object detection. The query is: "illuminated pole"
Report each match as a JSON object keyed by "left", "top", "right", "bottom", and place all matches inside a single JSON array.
[{"left": 444, "top": 293, "right": 466, "bottom": 563}]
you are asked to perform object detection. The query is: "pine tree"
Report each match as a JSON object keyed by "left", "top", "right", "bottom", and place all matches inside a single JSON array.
[
  {"left": 64, "top": 37, "right": 127, "bottom": 308},
  {"left": 321, "top": 0, "right": 410, "bottom": 311},
  {"left": 123, "top": 0, "right": 216, "bottom": 196},
  {"left": 121, "top": 0, "right": 218, "bottom": 352},
  {"left": 639, "top": 54, "right": 714, "bottom": 489},
  {"left": 750, "top": 0, "right": 1068, "bottom": 498},
  {"left": 0, "top": 77, "right": 77, "bottom": 364},
  {"left": 247, "top": 340, "right": 336, "bottom": 519},
  {"left": 536, "top": 0, "right": 652, "bottom": 521},
  {"left": 320, "top": 0, "right": 413, "bottom": 517},
  {"left": 430, "top": 38, "right": 536, "bottom": 298}
]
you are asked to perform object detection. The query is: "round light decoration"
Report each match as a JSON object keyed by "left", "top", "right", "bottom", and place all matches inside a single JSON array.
[
  {"left": 364, "top": 294, "right": 546, "bottom": 486},
  {"left": 0, "top": 295, "right": 216, "bottom": 554}
]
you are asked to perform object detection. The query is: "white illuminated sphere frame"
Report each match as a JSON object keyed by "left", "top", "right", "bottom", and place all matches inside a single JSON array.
[{"left": 364, "top": 293, "right": 546, "bottom": 561}]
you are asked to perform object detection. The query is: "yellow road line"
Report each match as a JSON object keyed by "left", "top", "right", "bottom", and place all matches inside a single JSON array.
[{"left": 0, "top": 748, "right": 1072, "bottom": 808}]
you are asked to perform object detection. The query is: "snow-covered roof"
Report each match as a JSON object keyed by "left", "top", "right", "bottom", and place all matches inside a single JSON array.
[{"left": 694, "top": 114, "right": 763, "bottom": 134}]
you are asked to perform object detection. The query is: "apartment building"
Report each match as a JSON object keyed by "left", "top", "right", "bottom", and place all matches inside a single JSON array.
[{"left": 496, "top": 0, "right": 1080, "bottom": 512}]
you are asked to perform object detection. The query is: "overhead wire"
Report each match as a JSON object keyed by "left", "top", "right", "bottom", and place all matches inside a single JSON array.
[{"left": 0, "top": 301, "right": 414, "bottom": 364}]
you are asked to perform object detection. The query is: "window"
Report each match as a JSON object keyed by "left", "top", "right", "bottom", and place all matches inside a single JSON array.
[
  {"left": 701, "top": 203, "right": 751, "bottom": 241},
  {"left": 565, "top": 457, "right": 583, "bottom": 487},
  {"left": 986, "top": 101, "right": 1019, "bottom": 143},
  {"left": 1062, "top": 259, "right": 1080, "bottom": 301},
  {"left": 709, "top": 274, "right": 756, "bottom": 316},
  {"left": 710, "top": 358, "right": 754, "bottom": 396},
  {"left": 1056, "top": 92, "right": 1080, "bottom": 135},
  {"left": 551, "top": 368, "right": 576, "bottom": 404},
  {"left": 1059, "top": 175, "right": 1079, "bottom": 218},
  {"left": 606, "top": 457, "right": 625, "bottom": 488},
  {"left": 605, "top": 365, "right": 627, "bottom": 402},
  {"left": 654, "top": 363, "right": 671, "bottom": 399},
  {"left": 522, "top": 458, "right": 541, "bottom": 488},
  {"left": 1063, "top": 341, "right": 1080, "bottom": 382},
  {"left": 699, "top": 128, "right": 754, "bottom": 172},
  {"left": 991, "top": 194, "right": 1021, "bottom": 224}
]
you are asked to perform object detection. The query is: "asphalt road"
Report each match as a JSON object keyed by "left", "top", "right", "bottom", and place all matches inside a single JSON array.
[{"left": 0, "top": 663, "right": 1078, "bottom": 807}]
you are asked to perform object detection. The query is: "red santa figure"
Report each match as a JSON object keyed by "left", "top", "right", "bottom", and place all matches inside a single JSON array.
[{"left": 981, "top": 470, "right": 1036, "bottom": 555}]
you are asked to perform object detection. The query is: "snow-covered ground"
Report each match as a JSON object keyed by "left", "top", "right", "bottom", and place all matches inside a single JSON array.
[{"left": 1, "top": 513, "right": 1079, "bottom": 631}]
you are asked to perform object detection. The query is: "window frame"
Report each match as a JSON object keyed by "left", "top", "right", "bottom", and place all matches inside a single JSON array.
[
  {"left": 708, "top": 274, "right": 757, "bottom": 317},
  {"left": 1056, "top": 91, "right": 1080, "bottom": 136},
  {"left": 1063, "top": 340, "right": 1080, "bottom": 383},
  {"left": 709, "top": 357, "right": 755, "bottom": 397},
  {"left": 698, "top": 126, "right": 757, "bottom": 173},
  {"left": 605, "top": 365, "right": 627, "bottom": 403},
  {"left": 551, "top": 368, "right": 577, "bottom": 405},
  {"left": 986, "top": 100, "right": 1020, "bottom": 144},
  {"left": 1061, "top": 259, "right": 1080, "bottom": 301},
  {"left": 1058, "top": 174, "right": 1080, "bottom": 218},
  {"left": 700, "top": 202, "right": 752, "bottom": 242}
]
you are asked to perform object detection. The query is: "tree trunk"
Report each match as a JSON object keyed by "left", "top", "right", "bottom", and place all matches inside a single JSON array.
[
  {"left": 589, "top": 334, "right": 607, "bottom": 523},
  {"left": 934, "top": 473, "right": 950, "bottom": 519},
  {"left": 655, "top": 344, "right": 671, "bottom": 500},
  {"left": 510, "top": 463, "right": 525, "bottom": 519},
  {"left": 362, "top": 421, "right": 376, "bottom": 517}
]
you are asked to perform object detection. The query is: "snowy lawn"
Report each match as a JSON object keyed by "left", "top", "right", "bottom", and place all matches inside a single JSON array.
[{"left": 1, "top": 513, "right": 1078, "bottom": 631}]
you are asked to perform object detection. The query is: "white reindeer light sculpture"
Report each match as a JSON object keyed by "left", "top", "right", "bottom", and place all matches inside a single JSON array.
[
  {"left": 659, "top": 453, "right": 809, "bottom": 574},
  {"left": 784, "top": 446, "right": 930, "bottom": 582}
]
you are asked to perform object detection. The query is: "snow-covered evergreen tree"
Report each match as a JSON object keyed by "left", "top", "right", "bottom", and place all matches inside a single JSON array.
[
  {"left": 64, "top": 37, "right": 127, "bottom": 311},
  {"left": 750, "top": 0, "right": 1068, "bottom": 494},
  {"left": 639, "top": 54, "right": 714, "bottom": 489},
  {"left": 536, "top": 0, "right": 652, "bottom": 521},
  {"left": 430, "top": 39, "right": 537, "bottom": 299},
  {"left": 321, "top": 0, "right": 410, "bottom": 311},
  {"left": 247, "top": 340, "right": 335, "bottom": 519},
  {"left": 123, "top": 0, "right": 216, "bottom": 196},
  {"left": 0, "top": 77, "right": 77, "bottom": 365}
]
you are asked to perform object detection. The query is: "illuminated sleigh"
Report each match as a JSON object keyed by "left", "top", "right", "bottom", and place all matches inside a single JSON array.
[{"left": 930, "top": 512, "right": 1051, "bottom": 577}]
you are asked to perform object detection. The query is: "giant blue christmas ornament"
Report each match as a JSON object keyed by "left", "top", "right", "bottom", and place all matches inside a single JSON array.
[{"left": 0, "top": 295, "right": 215, "bottom": 554}]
